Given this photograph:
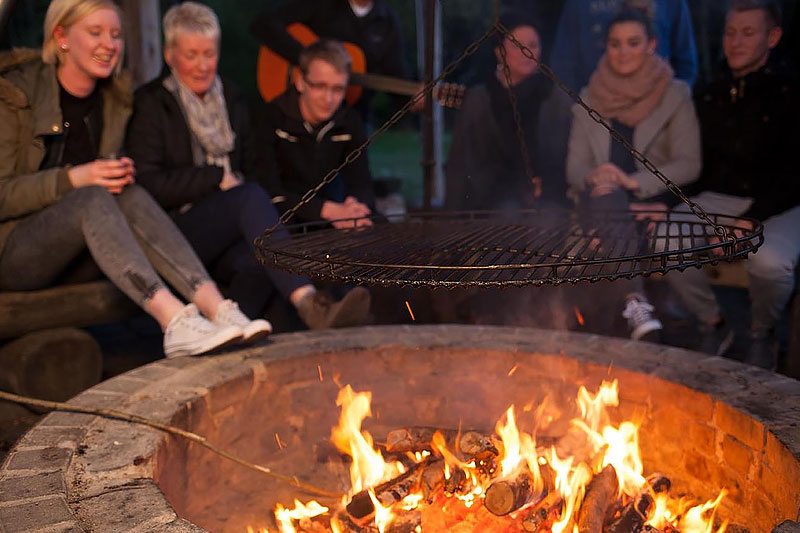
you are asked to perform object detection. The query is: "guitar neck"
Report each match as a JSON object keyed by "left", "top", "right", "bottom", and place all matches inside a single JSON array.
[{"left": 349, "top": 72, "right": 422, "bottom": 96}]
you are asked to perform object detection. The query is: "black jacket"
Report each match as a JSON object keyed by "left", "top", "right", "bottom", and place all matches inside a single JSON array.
[
  {"left": 694, "top": 56, "right": 800, "bottom": 221},
  {"left": 125, "top": 76, "right": 263, "bottom": 211},
  {"left": 445, "top": 74, "right": 570, "bottom": 210},
  {"left": 255, "top": 89, "right": 375, "bottom": 223}
]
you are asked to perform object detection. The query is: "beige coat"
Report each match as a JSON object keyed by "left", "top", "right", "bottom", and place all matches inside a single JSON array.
[
  {"left": 566, "top": 79, "right": 701, "bottom": 200},
  {"left": 0, "top": 49, "right": 132, "bottom": 255}
]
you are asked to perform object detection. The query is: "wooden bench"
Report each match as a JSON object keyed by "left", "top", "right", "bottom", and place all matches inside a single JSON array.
[{"left": 0, "top": 281, "right": 140, "bottom": 402}]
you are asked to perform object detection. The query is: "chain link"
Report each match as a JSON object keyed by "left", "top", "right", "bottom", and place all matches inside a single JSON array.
[
  {"left": 495, "top": 22, "right": 731, "bottom": 243},
  {"left": 262, "top": 25, "right": 499, "bottom": 237},
  {"left": 496, "top": 26, "right": 541, "bottom": 203}
]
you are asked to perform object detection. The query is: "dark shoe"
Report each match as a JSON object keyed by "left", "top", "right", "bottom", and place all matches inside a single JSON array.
[
  {"left": 296, "top": 287, "right": 371, "bottom": 330},
  {"left": 743, "top": 332, "right": 778, "bottom": 370},
  {"left": 697, "top": 321, "right": 735, "bottom": 357},
  {"left": 622, "top": 294, "right": 663, "bottom": 342}
]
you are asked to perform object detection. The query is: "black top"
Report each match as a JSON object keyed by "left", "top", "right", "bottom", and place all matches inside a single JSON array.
[
  {"left": 125, "top": 76, "right": 261, "bottom": 211},
  {"left": 59, "top": 83, "right": 102, "bottom": 166},
  {"left": 254, "top": 88, "right": 375, "bottom": 223},
  {"left": 693, "top": 55, "right": 800, "bottom": 221},
  {"left": 609, "top": 119, "right": 637, "bottom": 176}
]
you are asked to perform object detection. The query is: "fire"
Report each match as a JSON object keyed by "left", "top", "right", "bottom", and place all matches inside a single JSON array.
[
  {"left": 252, "top": 380, "right": 731, "bottom": 533},
  {"left": 330, "top": 385, "right": 394, "bottom": 493}
]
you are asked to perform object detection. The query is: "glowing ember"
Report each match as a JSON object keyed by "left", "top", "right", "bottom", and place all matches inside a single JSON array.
[
  {"left": 252, "top": 381, "right": 730, "bottom": 533},
  {"left": 574, "top": 307, "right": 585, "bottom": 326}
]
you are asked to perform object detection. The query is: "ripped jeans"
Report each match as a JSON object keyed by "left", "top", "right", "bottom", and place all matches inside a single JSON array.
[{"left": 0, "top": 185, "right": 211, "bottom": 307}]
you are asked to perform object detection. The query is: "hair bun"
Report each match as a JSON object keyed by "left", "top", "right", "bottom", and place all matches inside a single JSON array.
[{"left": 621, "top": 0, "right": 656, "bottom": 22}]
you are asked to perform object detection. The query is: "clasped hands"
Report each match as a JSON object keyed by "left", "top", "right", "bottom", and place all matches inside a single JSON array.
[
  {"left": 321, "top": 197, "right": 373, "bottom": 229},
  {"left": 585, "top": 163, "right": 640, "bottom": 198}
]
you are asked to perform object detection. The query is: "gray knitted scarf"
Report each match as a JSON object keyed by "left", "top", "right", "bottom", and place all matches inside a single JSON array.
[{"left": 164, "top": 71, "right": 235, "bottom": 168}]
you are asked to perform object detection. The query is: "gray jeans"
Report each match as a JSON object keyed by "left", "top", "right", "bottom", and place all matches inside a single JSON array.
[
  {"left": 656, "top": 192, "right": 800, "bottom": 333},
  {"left": 0, "top": 185, "right": 211, "bottom": 307}
]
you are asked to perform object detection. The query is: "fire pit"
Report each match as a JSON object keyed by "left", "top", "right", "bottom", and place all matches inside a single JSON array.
[{"left": 1, "top": 326, "right": 799, "bottom": 533}]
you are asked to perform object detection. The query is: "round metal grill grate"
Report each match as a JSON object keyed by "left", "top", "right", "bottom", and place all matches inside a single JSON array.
[{"left": 256, "top": 209, "right": 763, "bottom": 288}]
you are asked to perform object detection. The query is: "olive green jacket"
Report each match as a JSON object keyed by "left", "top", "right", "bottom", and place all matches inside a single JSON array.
[{"left": 0, "top": 49, "right": 132, "bottom": 256}]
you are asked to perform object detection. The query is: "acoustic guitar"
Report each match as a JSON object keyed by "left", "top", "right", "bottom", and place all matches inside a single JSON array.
[{"left": 257, "top": 23, "right": 465, "bottom": 109}]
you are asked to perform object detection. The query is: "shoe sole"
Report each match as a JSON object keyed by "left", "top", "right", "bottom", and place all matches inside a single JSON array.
[
  {"left": 241, "top": 327, "right": 272, "bottom": 344},
  {"left": 165, "top": 326, "right": 243, "bottom": 358},
  {"left": 631, "top": 319, "right": 663, "bottom": 342}
]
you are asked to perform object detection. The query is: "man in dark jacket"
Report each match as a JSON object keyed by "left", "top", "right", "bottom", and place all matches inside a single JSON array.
[
  {"left": 662, "top": 0, "right": 800, "bottom": 367},
  {"left": 256, "top": 39, "right": 376, "bottom": 228},
  {"left": 250, "top": 0, "right": 408, "bottom": 124}
]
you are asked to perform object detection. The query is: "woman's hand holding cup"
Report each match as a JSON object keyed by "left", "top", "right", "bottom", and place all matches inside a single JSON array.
[{"left": 67, "top": 155, "right": 136, "bottom": 194}]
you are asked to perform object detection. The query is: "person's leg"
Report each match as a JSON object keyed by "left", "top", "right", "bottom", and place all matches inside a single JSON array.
[
  {"left": 581, "top": 188, "right": 661, "bottom": 341},
  {"left": 174, "top": 183, "right": 307, "bottom": 301},
  {"left": 113, "top": 185, "right": 270, "bottom": 342},
  {"left": 747, "top": 206, "right": 800, "bottom": 334},
  {"left": 0, "top": 186, "right": 242, "bottom": 355}
]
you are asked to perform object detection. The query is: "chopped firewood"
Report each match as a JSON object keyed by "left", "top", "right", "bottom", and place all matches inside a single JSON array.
[
  {"left": 641, "top": 526, "right": 665, "bottom": 533},
  {"left": 346, "top": 461, "right": 426, "bottom": 524},
  {"left": 606, "top": 492, "right": 654, "bottom": 533},
  {"left": 420, "top": 459, "right": 445, "bottom": 501},
  {"left": 385, "top": 427, "right": 496, "bottom": 457},
  {"left": 332, "top": 511, "right": 375, "bottom": 533},
  {"left": 444, "top": 466, "right": 468, "bottom": 494},
  {"left": 522, "top": 490, "right": 563, "bottom": 532},
  {"left": 484, "top": 469, "right": 534, "bottom": 516},
  {"left": 386, "top": 510, "right": 422, "bottom": 533},
  {"left": 577, "top": 465, "right": 619, "bottom": 533},
  {"left": 646, "top": 473, "right": 670, "bottom": 494}
]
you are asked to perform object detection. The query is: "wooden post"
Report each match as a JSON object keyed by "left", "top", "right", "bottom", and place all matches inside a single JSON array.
[
  {"left": 415, "top": 0, "right": 443, "bottom": 208},
  {"left": 121, "top": 0, "right": 162, "bottom": 88}
]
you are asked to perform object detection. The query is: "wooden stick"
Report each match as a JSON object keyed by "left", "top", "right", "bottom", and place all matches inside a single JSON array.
[
  {"left": 484, "top": 469, "right": 534, "bottom": 516},
  {"left": 0, "top": 389, "right": 339, "bottom": 498},
  {"left": 577, "top": 464, "right": 618, "bottom": 533}
]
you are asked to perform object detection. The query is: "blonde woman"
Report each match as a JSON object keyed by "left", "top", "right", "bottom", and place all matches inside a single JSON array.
[{"left": 0, "top": 0, "right": 270, "bottom": 358}]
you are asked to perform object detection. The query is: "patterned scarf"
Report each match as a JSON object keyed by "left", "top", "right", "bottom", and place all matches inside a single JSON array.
[
  {"left": 587, "top": 53, "right": 674, "bottom": 127},
  {"left": 164, "top": 71, "right": 235, "bottom": 168}
]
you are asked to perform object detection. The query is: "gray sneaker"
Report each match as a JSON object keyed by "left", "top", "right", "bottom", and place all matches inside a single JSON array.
[
  {"left": 622, "top": 294, "right": 663, "bottom": 342},
  {"left": 296, "top": 287, "right": 371, "bottom": 330},
  {"left": 163, "top": 304, "right": 243, "bottom": 358},
  {"left": 213, "top": 299, "right": 272, "bottom": 343}
]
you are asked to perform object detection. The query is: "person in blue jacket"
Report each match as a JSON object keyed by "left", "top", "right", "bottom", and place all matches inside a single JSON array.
[{"left": 551, "top": 0, "right": 698, "bottom": 91}]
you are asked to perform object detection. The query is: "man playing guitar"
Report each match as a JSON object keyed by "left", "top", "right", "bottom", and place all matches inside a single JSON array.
[{"left": 250, "top": 0, "right": 409, "bottom": 124}]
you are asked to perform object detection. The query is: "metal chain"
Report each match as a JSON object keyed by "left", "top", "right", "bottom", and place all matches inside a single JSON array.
[
  {"left": 262, "top": 25, "right": 499, "bottom": 238},
  {"left": 496, "top": 28, "right": 541, "bottom": 203},
  {"left": 495, "top": 22, "right": 731, "bottom": 243}
]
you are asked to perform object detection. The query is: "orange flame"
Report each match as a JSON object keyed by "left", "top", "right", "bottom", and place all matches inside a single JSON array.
[
  {"left": 273, "top": 499, "right": 329, "bottom": 533},
  {"left": 574, "top": 307, "right": 585, "bottom": 326}
]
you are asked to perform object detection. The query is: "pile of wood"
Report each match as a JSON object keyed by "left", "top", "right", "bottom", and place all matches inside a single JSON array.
[{"left": 288, "top": 426, "right": 697, "bottom": 533}]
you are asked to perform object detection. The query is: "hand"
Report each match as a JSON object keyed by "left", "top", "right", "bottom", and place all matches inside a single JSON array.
[
  {"left": 321, "top": 198, "right": 373, "bottom": 229},
  {"left": 629, "top": 202, "right": 669, "bottom": 222},
  {"left": 219, "top": 171, "right": 243, "bottom": 191},
  {"left": 586, "top": 163, "right": 640, "bottom": 197},
  {"left": 68, "top": 158, "right": 135, "bottom": 194}
]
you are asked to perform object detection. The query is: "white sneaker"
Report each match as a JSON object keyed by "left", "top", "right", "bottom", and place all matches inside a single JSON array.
[
  {"left": 622, "top": 295, "right": 663, "bottom": 342},
  {"left": 213, "top": 299, "right": 272, "bottom": 343},
  {"left": 163, "top": 303, "right": 243, "bottom": 358}
]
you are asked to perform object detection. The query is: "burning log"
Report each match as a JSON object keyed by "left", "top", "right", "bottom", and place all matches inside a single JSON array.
[
  {"left": 577, "top": 465, "right": 619, "bottom": 533},
  {"left": 443, "top": 465, "right": 469, "bottom": 494},
  {"left": 484, "top": 469, "right": 534, "bottom": 516},
  {"left": 420, "top": 459, "right": 445, "bottom": 500},
  {"left": 646, "top": 473, "right": 671, "bottom": 494},
  {"left": 346, "top": 462, "right": 426, "bottom": 524},
  {"left": 386, "top": 510, "right": 422, "bottom": 533},
  {"left": 385, "top": 427, "right": 497, "bottom": 457},
  {"left": 521, "top": 490, "right": 563, "bottom": 532},
  {"left": 606, "top": 493, "right": 654, "bottom": 533}
]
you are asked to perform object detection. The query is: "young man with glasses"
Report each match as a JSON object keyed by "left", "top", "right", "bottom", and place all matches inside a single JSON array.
[{"left": 256, "top": 40, "right": 376, "bottom": 229}]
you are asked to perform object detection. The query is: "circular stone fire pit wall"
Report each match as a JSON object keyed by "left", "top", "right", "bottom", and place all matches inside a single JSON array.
[{"left": 1, "top": 326, "right": 799, "bottom": 533}]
